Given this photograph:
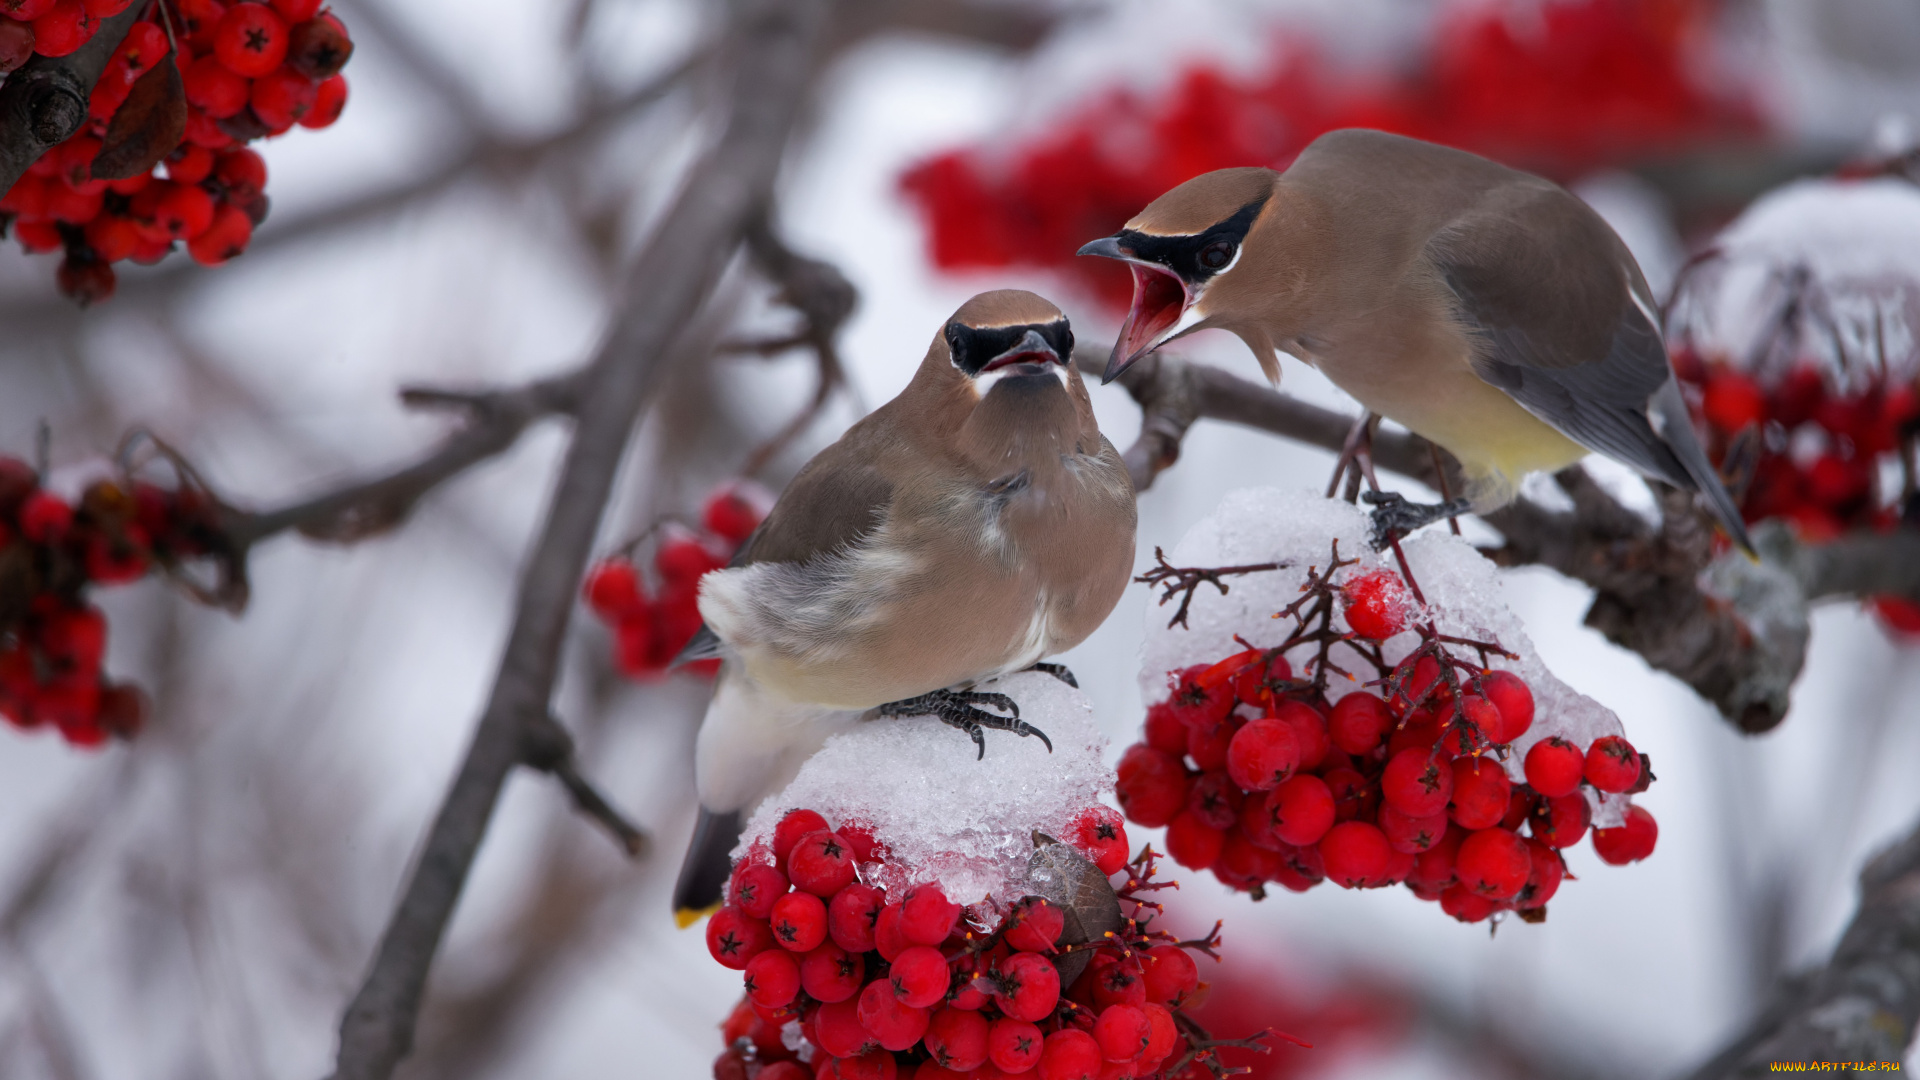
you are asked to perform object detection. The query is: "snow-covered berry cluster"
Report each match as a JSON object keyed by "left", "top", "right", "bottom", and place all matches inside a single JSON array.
[
  {"left": 1119, "top": 490, "right": 1658, "bottom": 925},
  {"left": 581, "top": 482, "right": 768, "bottom": 679},
  {"left": 710, "top": 809, "right": 1282, "bottom": 1080},
  {"left": 1665, "top": 177, "right": 1920, "bottom": 634},
  {"left": 0, "top": 451, "right": 226, "bottom": 746},
  {"left": 1, "top": 1, "right": 352, "bottom": 304}
]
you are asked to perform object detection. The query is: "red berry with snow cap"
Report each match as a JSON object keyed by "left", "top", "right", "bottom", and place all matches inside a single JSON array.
[
  {"left": 1524, "top": 736, "right": 1585, "bottom": 797},
  {"left": 788, "top": 830, "right": 857, "bottom": 897},
  {"left": 1585, "top": 736, "right": 1643, "bottom": 793}
]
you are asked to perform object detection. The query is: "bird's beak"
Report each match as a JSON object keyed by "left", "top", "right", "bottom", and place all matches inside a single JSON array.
[
  {"left": 980, "top": 328, "right": 1062, "bottom": 373},
  {"left": 1077, "top": 237, "right": 1191, "bottom": 384}
]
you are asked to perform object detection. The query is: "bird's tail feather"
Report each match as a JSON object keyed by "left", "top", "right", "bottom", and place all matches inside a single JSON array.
[
  {"left": 673, "top": 806, "right": 743, "bottom": 928},
  {"left": 1654, "top": 381, "right": 1756, "bottom": 555}
]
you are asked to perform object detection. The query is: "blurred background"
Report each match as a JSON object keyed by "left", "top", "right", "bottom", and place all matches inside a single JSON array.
[{"left": 2, "top": 0, "right": 1919, "bottom": 1077}]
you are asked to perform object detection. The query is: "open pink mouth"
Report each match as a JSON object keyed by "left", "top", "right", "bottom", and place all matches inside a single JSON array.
[
  {"left": 1107, "top": 263, "right": 1189, "bottom": 380},
  {"left": 981, "top": 350, "right": 1060, "bottom": 374}
]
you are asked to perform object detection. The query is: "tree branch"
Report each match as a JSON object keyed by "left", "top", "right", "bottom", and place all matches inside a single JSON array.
[
  {"left": 519, "top": 714, "right": 647, "bottom": 858},
  {"left": 1084, "top": 349, "right": 1920, "bottom": 732},
  {"left": 322, "top": 2, "right": 833, "bottom": 1077},
  {"left": 1687, "top": 813, "right": 1920, "bottom": 1078},
  {"left": 0, "top": 6, "right": 145, "bottom": 196}
]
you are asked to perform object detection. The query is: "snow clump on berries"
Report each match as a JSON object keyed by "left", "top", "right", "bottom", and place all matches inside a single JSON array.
[{"left": 735, "top": 669, "right": 1112, "bottom": 904}]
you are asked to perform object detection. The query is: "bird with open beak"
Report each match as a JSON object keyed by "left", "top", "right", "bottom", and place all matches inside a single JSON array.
[
  {"left": 1079, "top": 128, "right": 1752, "bottom": 551},
  {"left": 670, "top": 289, "right": 1137, "bottom": 923}
]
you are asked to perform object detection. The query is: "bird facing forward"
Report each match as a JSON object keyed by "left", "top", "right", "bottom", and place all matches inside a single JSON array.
[
  {"left": 671, "top": 289, "right": 1137, "bottom": 923},
  {"left": 1079, "top": 128, "right": 1751, "bottom": 550}
]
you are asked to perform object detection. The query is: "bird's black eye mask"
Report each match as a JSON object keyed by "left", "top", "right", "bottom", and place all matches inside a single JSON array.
[
  {"left": 1116, "top": 194, "right": 1268, "bottom": 286},
  {"left": 945, "top": 318, "right": 1075, "bottom": 378}
]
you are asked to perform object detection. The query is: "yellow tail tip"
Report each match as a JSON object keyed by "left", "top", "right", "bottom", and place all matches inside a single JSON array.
[{"left": 675, "top": 903, "right": 720, "bottom": 930}]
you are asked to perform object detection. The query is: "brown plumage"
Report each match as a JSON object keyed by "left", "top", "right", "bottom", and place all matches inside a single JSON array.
[
  {"left": 1080, "top": 128, "right": 1751, "bottom": 549},
  {"left": 673, "top": 289, "right": 1136, "bottom": 920}
]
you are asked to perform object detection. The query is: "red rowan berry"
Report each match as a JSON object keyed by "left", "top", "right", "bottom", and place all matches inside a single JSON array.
[
  {"left": 213, "top": 147, "right": 266, "bottom": 201},
  {"left": 1382, "top": 746, "right": 1452, "bottom": 817},
  {"left": 1703, "top": 369, "right": 1765, "bottom": 431},
  {"left": 1592, "top": 804, "right": 1658, "bottom": 865},
  {"left": 1039, "top": 1028, "right": 1102, "bottom": 1080},
  {"left": 836, "top": 819, "right": 881, "bottom": 864},
  {"left": 1319, "top": 821, "right": 1390, "bottom": 888},
  {"left": 948, "top": 964, "right": 989, "bottom": 1011},
  {"left": 301, "top": 73, "right": 346, "bottom": 128},
  {"left": 1322, "top": 767, "right": 1375, "bottom": 823},
  {"left": 250, "top": 65, "right": 316, "bottom": 129},
  {"left": 1343, "top": 568, "right": 1410, "bottom": 640},
  {"left": 757, "top": 1064, "right": 809, "bottom": 1080},
  {"left": 1584, "top": 736, "right": 1642, "bottom": 793},
  {"left": 828, "top": 882, "right": 882, "bottom": 953},
  {"left": 0, "top": 0, "right": 53, "bottom": 20},
  {"left": 1165, "top": 810, "right": 1224, "bottom": 871},
  {"left": 770, "top": 890, "right": 827, "bottom": 952},
  {"left": 213, "top": 2, "right": 287, "bottom": 76},
  {"left": 187, "top": 203, "right": 252, "bottom": 264},
  {"left": 269, "top": 0, "right": 319, "bottom": 19},
  {"left": 814, "top": 998, "right": 874, "bottom": 1059},
  {"left": 901, "top": 883, "right": 960, "bottom": 945},
  {"left": 992, "top": 952, "right": 1060, "bottom": 1022},
  {"left": 1263, "top": 704, "right": 1325, "bottom": 771},
  {"left": 1388, "top": 652, "right": 1446, "bottom": 713},
  {"left": 1378, "top": 802, "right": 1449, "bottom": 854},
  {"left": 20, "top": 490, "right": 72, "bottom": 542},
  {"left": 1448, "top": 756, "right": 1510, "bottom": 830},
  {"left": 103, "top": 20, "right": 163, "bottom": 81},
  {"left": 744, "top": 948, "right": 800, "bottom": 1009},
  {"left": 1455, "top": 827, "right": 1530, "bottom": 899},
  {"left": 97, "top": 682, "right": 146, "bottom": 739},
  {"left": 1532, "top": 792, "right": 1590, "bottom": 849},
  {"left": 1523, "top": 736, "right": 1584, "bottom": 797},
  {"left": 82, "top": 0, "right": 130, "bottom": 14},
  {"left": 1478, "top": 670, "right": 1534, "bottom": 743},
  {"left": 1143, "top": 700, "right": 1187, "bottom": 755},
  {"left": 788, "top": 831, "right": 857, "bottom": 897},
  {"left": 1264, "top": 773, "right": 1335, "bottom": 847},
  {"left": 797, "top": 940, "right": 863, "bottom": 1003},
  {"left": 712, "top": 1049, "right": 747, "bottom": 1080},
  {"left": 874, "top": 902, "right": 910, "bottom": 962},
  {"left": 989, "top": 1017, "right": 1045, "bottom": 1073},
  {"left": 286, "top": 11, "right": 350, "bottom": 79},
  {"left": 1186, "top": 770, "right": 1241, "bottom": 830},
  {"left": 82, "top": 211, "right": 139, "bottom": 262},
  {"left": 772, "top": 808, "right": 827, "bottom": 866},
  {"left": 583, "top": 559, "right": 643, "bottom": 619},
  {"left": 1004, "top": 897, "right": 1063, "bottom": 953},
  {"left": 30, "top": 1, "right": 95, "bottom": 58},
  {"left": 0, "top": 20, "right": 33, "bottom": 73},
  {"left": 1440, "top": 883, "right": 1500, "bottom": 923},
  {"left": 1114, "top": 744, "right": 1189, "bottom": 828},
  {"left": 1069, "top": 806, "right": 1130, "bottom": 876},
  {"left": 1217, "top": 828, "right": 1282, "bottom": 891},
  {"left": 703, "top": 484, "right": 765, "bottom": 544},
  {"left": 1229, "top": 649, "right": 1290, "bottom": 707},
  {"left": 657, "top": 534, "right": 725, "bottom": 589},
  {"left": 1093, "top": 1004, "right": 1149, "bottom": 1063},
  {"left": 164, "top": 144, "right": 216, "bottom": 187},
  {"left": 1515, "top": 838, "right": 1564, "bottom": 909},
  {"left": 727, "top": 861, "right": 787, "bottom": 920},
  {"left": 1140, "top": 944, "right": 1197, "bottom": 1006},
  {"left": 706, "top": 907, "right": 773, "bottom": 970},
  {"left": 1501, "top": 787, "right": 1535, "bottom": 831},
  {"left": 924, "top": 1006, "right": 989, "bottom": 1071},
  {"left": 1225, "top": 716, "right": 1298, "bottom": 791},
  {"left": 890, "top": 945, "right": 950, "bottom": 1008},
  {"left": 1185, "top": 713, "right": 1234, "bottom": 772},
  {"left": 1328, "top": 692, "right": 1392, "bottom": 755},
  {"left": 1165, "top": 664, "right": 1233, "bottom": 727},
  {"left": 858, "top": 977, "right": 930, "bottom": 1051}
]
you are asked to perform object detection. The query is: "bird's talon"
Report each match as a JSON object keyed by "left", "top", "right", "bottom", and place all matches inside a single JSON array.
[{"left": 1026, "top": 661, "right": 1079, "bottom": 688}]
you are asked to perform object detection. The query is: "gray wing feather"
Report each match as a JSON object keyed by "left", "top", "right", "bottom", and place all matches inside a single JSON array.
[{"left": 1431, "top": 183, "right": 1753, "bottom": 550}]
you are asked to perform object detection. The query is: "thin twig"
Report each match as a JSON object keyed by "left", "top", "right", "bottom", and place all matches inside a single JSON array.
[
  {"left": 1134, "top": 546, "right": 1285, "bottom": 629},
  {"left": 519, "top": 714, "right": 647, "bottom": 858}
]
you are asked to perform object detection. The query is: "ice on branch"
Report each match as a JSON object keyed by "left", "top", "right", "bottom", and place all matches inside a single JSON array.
[
  {"left": 1139, "top": 488, "right": 1631, "bottom": 828},
  {"left": 735, "top": 670, "right": 1112, "bottom": 905}
]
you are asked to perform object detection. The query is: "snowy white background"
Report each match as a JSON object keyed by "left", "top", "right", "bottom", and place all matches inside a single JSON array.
[{"left": 1, "top": 0, "right": 1919, "bottom": 1077}]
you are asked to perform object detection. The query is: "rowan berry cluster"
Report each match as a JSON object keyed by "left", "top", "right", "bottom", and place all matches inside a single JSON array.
[
  {"left": 899, "top": 0, "right": 1760, "bottom": 309},
  {"left": 0, "top": 453, "right": 224, "bottom": 746},
  {"left": 0, "top": 0, "right": 352, "bottom": 304},
  {"left": 1674, "top": 346, "right": 1920, "bottom": 632},
  {"left": 708, "top": 807, "right": 1282, "bottom": 1080},
  {"left": 1118, "top": 554, "right": 1658, "bottom": 925},
  {"left": 581, "top": 483, "right": 767, "bottom": 679}
]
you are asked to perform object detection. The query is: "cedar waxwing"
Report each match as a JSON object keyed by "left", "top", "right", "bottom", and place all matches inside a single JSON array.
[
  {"left": 1078, "top": 128, "right": 1752, "bottom": 551},
  {"left": 670, "top": 289, "right": 1137, "bottom": 923}
]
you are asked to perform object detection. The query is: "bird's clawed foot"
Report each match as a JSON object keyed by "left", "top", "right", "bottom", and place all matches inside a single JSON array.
[
  {"left": 1024, "top": 661, "right": 1078, "bottom": 689},
  {"left": 1364, "top": 490, "right": 1471, "bottom": 548},
  {"left": 875, "top": 688, "right": 1053, "bottom": 761}
]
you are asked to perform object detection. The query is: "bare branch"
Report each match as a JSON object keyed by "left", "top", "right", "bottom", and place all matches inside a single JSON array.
[
  {"left": 1687, "top": 813, "right": 1920, "bottom": 1078},
  {"left": 0, "top": 6, "right": 145, "bottom": 196},
  {"left": 736, "top": 218, "right": 857, "bottom": 476},
  {"left": 323, "top": 2, "right": 834, "bottom": 1076},
  {"left": 224, "top": 374, "right": 578, "bottom": 548},
  {"left": 519, "top": 714, "right": 647, "bottom": 858}
]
